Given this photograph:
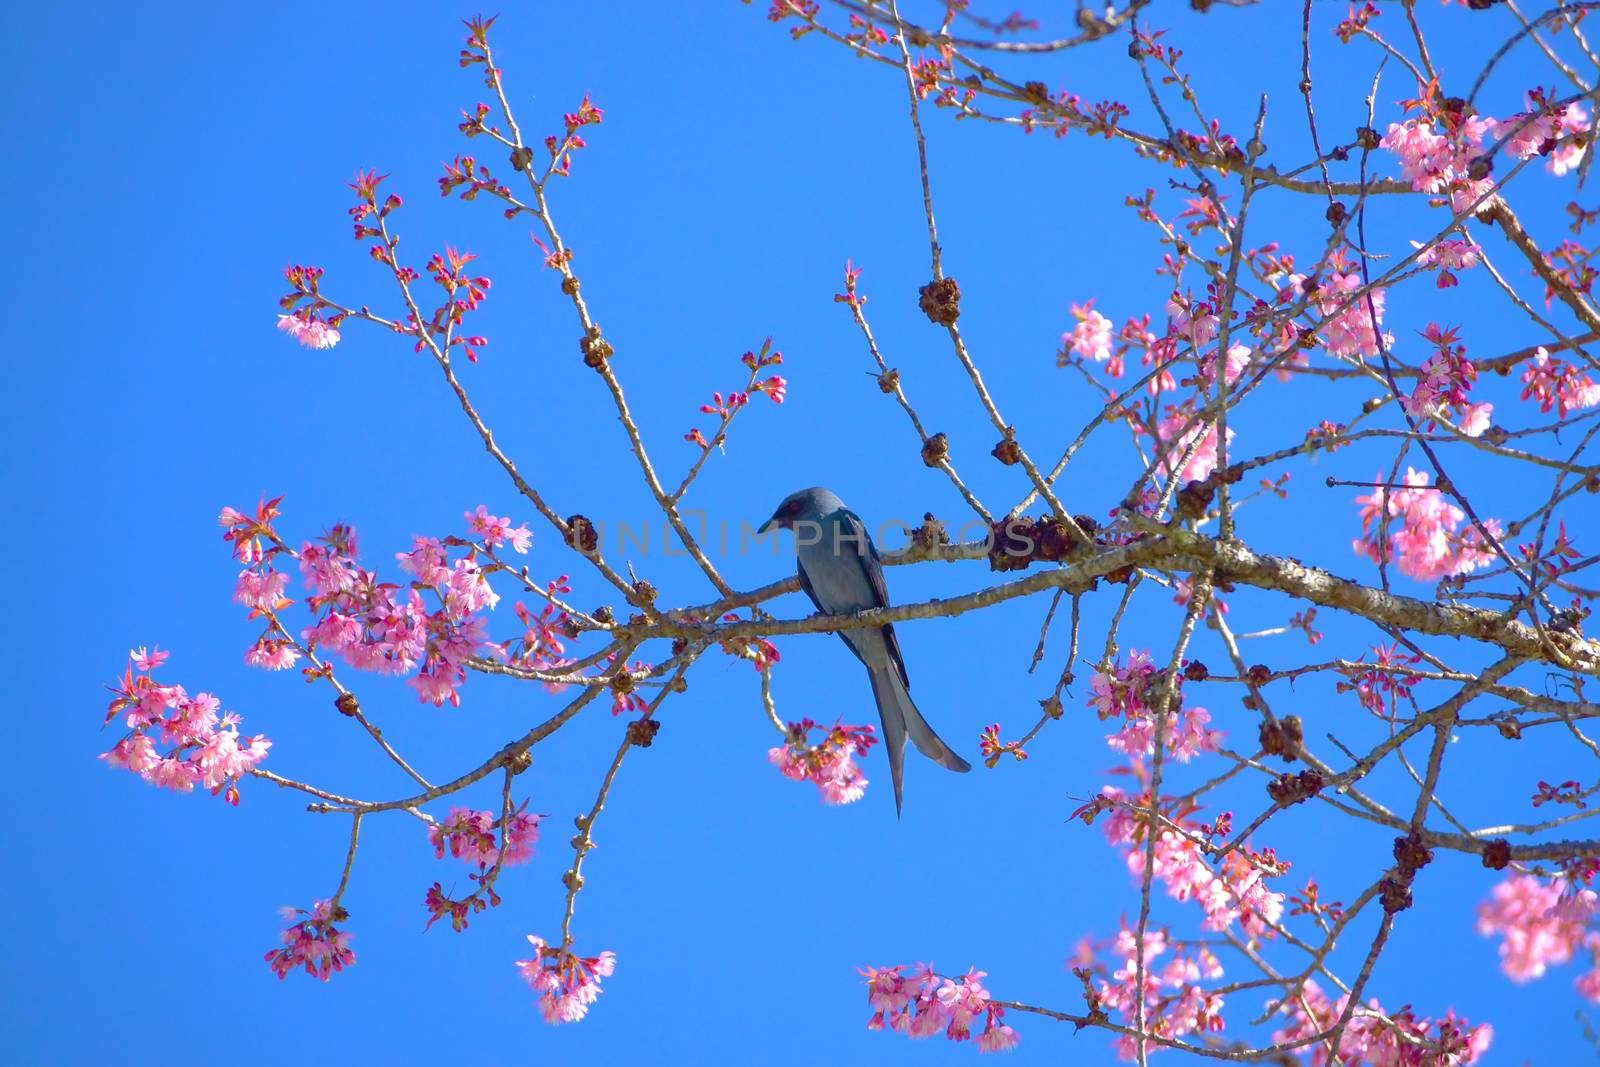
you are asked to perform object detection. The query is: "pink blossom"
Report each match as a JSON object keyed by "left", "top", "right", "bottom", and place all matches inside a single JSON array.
[
  {"left": 245, "top": 637, "right": 301, "bottom": 671},
  {"left": 1097, "top": 926, "right": 1224, "bottom": 1060},
  {"left": 234, "top": 569, "right": 290, "bottom": 610},
  {"left": 1166, "top": 296, "right": 1219, "bottom": 348},
  {"left": 1459, "top": 401, "right": 1492, "bottom": 437},
  {"left": 192, "top": 725, "right": 271, "bottom": 790},
  {"left": 1156, "top": 410, "right": 1233, "bottom": 484},
  {"left": 129, "top": 645, "right": 169, "bottom": 671},
  {"left": 430, "top": 805, "right": 541, "bottom": 867},
  {"left": 1478, "top": 873, "right": 1593, "bottom": 982},
  {"left": 1550, "top": 102, "right": 1591, "bottom": 175},
  {"left": 1502, "top": 97, "right": 1559, "bottom": 160},
  {"left": 465, "top": 505, "right": 532, "bottom": 553},
  {"left": 265, "top": 900, "right": 355, "bottom": 981},
  {"left": 1272, "top": 978, "right": 1491, "bottom": 1065},
  {"left": 862, "top": 963, "right": 1020, "bottom": 1051},
  {"left": 396, "top": 536, "right": 452, "bottom": 587},
  {"left": 516, "top": 935, "right": 615, "bottom": 1024},
  {"left": 1067, "top": 301, "right": 1115, "bottom": 363},
  {"left": 1401, "top": 325, "right": 1485, "bottom": 433},
  {"left": 1521, "top": 347, "right": 1600, "bottom": 416},
  {"left": 1090, "top": 649, "right": 1157, "bottom": 719},
  {"left": 102, "top": 652, "right": 271, "bottom": 804},
  {"left": 445, "top": 558, "right": 500, "bottom": 614},
  {"left": 148, "top": 756, "right": 199, "bottom": 792},
  {"left": 276, "top": 313, "right": 342, "bottom": 349},
  {"left": 1196, "top": 343, "right": 1251, "bottom": 390},
  {"left": 758, "top": 375, "right": 788, "bottom": 403},
  {"left": 1352, "top": 468, "right": 1502, "bottom": 581},
  {"left": 299, "top": 528, "right": 360, "bottom": 596},
  {"left": 1315, "top": 268, "right": 1387, "bottom": 360},
  {"left": 411, "top": 659, "right": 466, "bottom": 707},
  {"left": 1380, "top": 112, "right": 1497, "bottom": 213},
  {"left": 1104, "top": 706, "right": 1219, "bottom": 764},
  {"left": 769, "top": 719, "right": 877, "bottom": 805},
  {"left": 1097, "top": 786, "right": 1283, "bottom": 938},
  {"left": 1411, "top": 237, "right": 1481, "bottom": 288},
  {"left": 100, "top": 733, "right": 160, "bottom": 775}
]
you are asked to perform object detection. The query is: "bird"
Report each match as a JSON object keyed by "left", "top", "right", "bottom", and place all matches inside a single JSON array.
[{"left": 759, "top": 487, "right": 970, "bottom": 814}]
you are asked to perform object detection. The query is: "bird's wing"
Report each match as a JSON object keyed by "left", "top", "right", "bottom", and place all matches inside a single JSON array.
[
  {"left": 797, "top": 554, "right": 825, "bottom": 615},
  {"left": 840, "top": 508, "right": 911, "bottom": 691},
  {"left": 798, "top": 549, "right": 872, "bottom": 675}
]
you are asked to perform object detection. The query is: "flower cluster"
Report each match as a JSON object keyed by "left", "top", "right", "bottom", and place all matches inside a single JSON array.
[
  {"left": 768, "top": 719, "right": 878, "bottom": 804},
  {"left": 1341, "top": 643, "right": 1423, "bottom": 715},
  {"left": 1352, "top": 468, "right": 1502, "bottom": 581},
  {"left": 1307, "top": 265, "right": 1387, "bottom": 360},
  {"left": 1154, "top": 410, "right": 1234, "bottom": 485},
  {"left": 516, "top": 935, "right": 616, "bottom": 1024},
  {"left": 978, "top": 722, "right": 1029, "bottom": 767},
  {"left": 264, "top": 900, "right": 355, "bottom": 981},
  {"left": 1090, "top": 650, "right": 1221, "bottom": 763},
  {"left": 1500, "top": 90, "right": 1591, "bottom": 176},
  {"left": 1477, "top": 873, "right": 1600, "bottom": 998},
  {"left": 1065, "top": 300, "right": 1114, "bottom": 364},
  {"left": 429, "top": 803, "right": 541, "bottom": 868},
  {"left": 507, "top": 578, "right": 575, "bottom": 681},
  {"left": 1136, "top": 298, "right": 1252, "bottom": 485},
  {"left": 1402, "top": 324, "right": 1490, "bottom": 436},
  {"left": 100, "top": 648, "right": 271, "bottom": 805},
  {"left": 465, "top": 504, "right": 532, "bottom": 554},
  {"left": 1271, "top": 978, "right": 1492, "bottom": 1065},
  {"left": 276, "top": 312, "right": 341, "bottom": 349},
  {"left": 861, "top": 964, "right": 1019, "bottom": 1051},
  {"left": 423, "top": 245, "right": 492, "bottom": 362},
  {"left": 1412, "top": 236, "right": 1482, "bottom": 289},
  {"left": 1098, "top": 786, "right": 1287, "bottom": 939},
  {"left": 544, "top": 95, "right": 605, "bottom": 178},
  {"left": 1520, "top": 346, "right": 1600, "bottom": 417},
  {"left": 684, "top": 340, "right": 786, "bottom": 448},
  {"left": 1380, "top": 102, "right": 1498, "bottom": 213},
  {"left": 1096, "top": 926, "right": 1225, "bottom": 1060},
  {"left": 423, "top": 803, "right": 540, "bottom": 932},
  {"left": 221, "top": 497, "right": 528, "bottom": 707}
]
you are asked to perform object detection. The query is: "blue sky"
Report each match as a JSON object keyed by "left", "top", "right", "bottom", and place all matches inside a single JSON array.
[{"left": 6, "top": 1, "right": 1597, "bottom": 1062}]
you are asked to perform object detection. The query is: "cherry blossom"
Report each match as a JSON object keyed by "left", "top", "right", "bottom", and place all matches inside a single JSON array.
[
  {"left": 1353, "top": 468, "right": 1502, "bottom": 581},
  {"left": 1067, "top": 301, "right": 1115, "bottom": 363},
  {"left": 276, "top": 312, "right": 342, "bottom": 349},
  {"left": 516, "top": 935, "right": 616, "bottom": 1024},
  {"left": 1271, "top": 978, "right": 1492, "bottom": 1065},
  {"left": 430, "top": 804, "right": 542, "bottom": 867},
  {"left": 1155, "top": 410, "right": 1233, "bottom": 484},
  {"left": 1090, "top": 650, "right": 1222, "bottom": 763},
  {"left": 1309, "top": 265, "right": 1387, "bottom": 360},
  {"left": 769, "top": 718, "right": 877, "bottom": 804},
  {"left": 1477, "top": 873, "right": 1600, "bottom": 999},
  {"left": 465, "top": 504, "right": 532, "bottom": 553},
  {"left": 1549, "top": 101, "right": 1591, "bottom": 175},
  {"left": 861, "top": 963, "right": 1019, "bottom": 1051},
  {"left": 101, "top": 651, "right": 270, "bottom": 805},
  {"left": 1401, "top": 324, "right": 1490, "bottom": 436},
  {"left": 1411, "top": 237, "right": 1481, "bottom": 288},
  {"left": 1097, "top": 785, "right": 1286, "bottom": 939},
  {"left": 1379, "top": 105, "right": 1497, "bottom": 213},
  {"left": 1096, "top": 926, "right": 1224, "bottom": 1060},
  {"left": 265, "top": 900, "right": 355, "bottom": 981},
  {"left": 1521, "top": 347, "right": 1600, "bottom": 417}
]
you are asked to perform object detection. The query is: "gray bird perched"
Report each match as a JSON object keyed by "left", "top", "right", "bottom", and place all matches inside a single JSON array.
[{"left": 759, "top": 487, "right": 970, "bottom": 814}]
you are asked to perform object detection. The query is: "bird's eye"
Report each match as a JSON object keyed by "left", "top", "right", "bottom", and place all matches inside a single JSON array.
[{"left": 784, "top": 500, "right": 801, "bottom": 515}]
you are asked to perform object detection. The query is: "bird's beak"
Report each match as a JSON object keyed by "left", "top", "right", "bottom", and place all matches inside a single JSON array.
[{"left": 758, "top": 511, "right": 781, "bottom": 535}]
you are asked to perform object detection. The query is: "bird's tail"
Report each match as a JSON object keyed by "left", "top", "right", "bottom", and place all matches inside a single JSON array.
[{"left": 868, "top": 663, "right": 971, "bottom": 817}]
